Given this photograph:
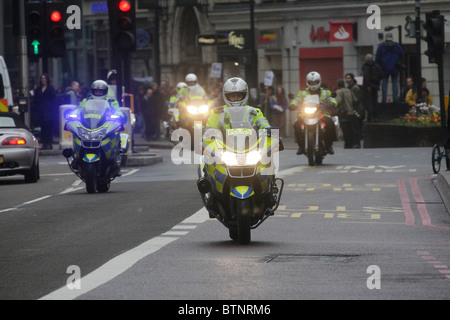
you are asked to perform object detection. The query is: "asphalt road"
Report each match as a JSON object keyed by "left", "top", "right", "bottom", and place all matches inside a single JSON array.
[{"left": 0, "top": 142, "right": 449, "bottom": 301}]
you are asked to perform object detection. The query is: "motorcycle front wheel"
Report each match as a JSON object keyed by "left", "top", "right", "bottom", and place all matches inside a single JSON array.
[
  {"left": 84, "top": 163, "right": 97, "bottom": 194},
  {"left": 307, "top": 128, "right": 316, "bottom": 166},
  {"left": 234, "top": 198, "right": 251, "bottom": 244}
]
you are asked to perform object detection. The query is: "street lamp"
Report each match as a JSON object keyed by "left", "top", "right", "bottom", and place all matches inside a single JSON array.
[{"left": 385, "top": 25, "right": 403, "bottom": 100}]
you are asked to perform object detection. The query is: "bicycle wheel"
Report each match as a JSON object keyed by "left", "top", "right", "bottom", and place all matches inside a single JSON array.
[{"left": 432, "top": 144, "right": 442, "bottom": 174}]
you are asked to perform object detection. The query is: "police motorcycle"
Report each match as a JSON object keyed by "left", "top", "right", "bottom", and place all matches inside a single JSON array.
[
  {"left": 62, "top": 99, "right": 128, "bottom": 193},
  {"left": 164, "top": 82, "right": 186, "bottom": 140},
  {"left": 197, "top": 106, "right": 284, "bottom": 244},
  {"left": 297, "top": 94, "right": 329, "bottom": 166},
  {"left": 164, "top": 102, "right": 181, "bottom": 140},
  {"left": 178, "top": 87, "right": 212, "bottom": 149}
]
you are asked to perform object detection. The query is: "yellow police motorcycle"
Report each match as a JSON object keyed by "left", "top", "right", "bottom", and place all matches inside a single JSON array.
[
  {"left": 178, "top": 89, "right": 212, "bottom": 149},
  {"left": 297, "top": 95, "right": 328, "bottom": 166},
  {"left": 197, "top": 106, "right": 284, "bottom": 244},
  {"left": 62, "top": 99, "right": 128, "bottom": 193}
]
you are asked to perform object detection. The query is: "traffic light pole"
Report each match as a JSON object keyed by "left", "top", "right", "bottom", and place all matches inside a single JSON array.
[
  {"left": 18, "top": 0, "right": 30, "bottom": 126},
  {"left": 414, "top": 0, "right": 423, "bottom": 104},
  {"left": 436, "top": 55, "right": 446, "bottom": 142}
]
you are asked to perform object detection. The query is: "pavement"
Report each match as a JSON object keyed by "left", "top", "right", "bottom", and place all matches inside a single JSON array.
[{"left": 38, "top": 133, "right": 450, "bottom": 210}]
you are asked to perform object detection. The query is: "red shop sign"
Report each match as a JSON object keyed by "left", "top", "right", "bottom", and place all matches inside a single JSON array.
[
  {"left": 329, "top": 21, "right": 354, "bottom": 42},
  {"left": 310, "top": 25, "right": 330, "bottom": 42}
]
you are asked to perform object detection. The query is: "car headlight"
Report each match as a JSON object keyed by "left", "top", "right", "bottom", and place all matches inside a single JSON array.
[
  {"left": 304, "top": 106, "right": 318, "bottom": 114},
  {"left": 187, "top": 106, "right": 198, "bottom": 115},
  {"left": 246, "top": 150, "right": 261, "bottom": 165}
]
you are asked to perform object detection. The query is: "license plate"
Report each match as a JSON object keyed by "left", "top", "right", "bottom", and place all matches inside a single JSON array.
[{"left": 0, "top": 155, "right": 3, "bottom": 164}]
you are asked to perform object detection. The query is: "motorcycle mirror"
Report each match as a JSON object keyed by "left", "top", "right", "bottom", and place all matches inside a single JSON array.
[{"left": 62, "top": 148, "right": 73, "bottom": 158}]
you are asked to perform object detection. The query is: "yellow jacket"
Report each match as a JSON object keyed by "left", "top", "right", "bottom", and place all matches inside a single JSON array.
[{"left": 405, "top": 88, "right": 433, "bottom": 107}]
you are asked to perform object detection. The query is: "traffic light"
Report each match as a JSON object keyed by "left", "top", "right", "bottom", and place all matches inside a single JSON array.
[
  {"left": 46, "top": 2, "right": 66, "bottom": 57},
  {"left": 424, "top": 10, "right": 445, "bottom": 63},
  {"left": 108, "top": 0, "right": 136, "bottom": 51},
  {"left": 25, "top": 3, "right": 46, "bottom": 57}
]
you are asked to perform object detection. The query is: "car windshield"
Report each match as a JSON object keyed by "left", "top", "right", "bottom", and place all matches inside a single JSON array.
[
  {"left": 0, "top": 117, "right": 15, "bottom": 127},
  {"left": 0, "top": 112, "right": 29, "bottom": 129},
  {"left": 80, "top": 99, "right": 110, "bottom": 129}
]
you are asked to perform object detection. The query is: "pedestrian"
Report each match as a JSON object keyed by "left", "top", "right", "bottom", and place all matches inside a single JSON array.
[
  {"left": 142, "top": 87, "right": 158, "bottom": 140},
  {"left": 335, "top": 79, "right": 360, "bottom": 148},
  {"left": 405, "top": 77, "right": 433, "bottom": 107},
  {"left": 375, "top": 33, "right": 404, "bottom": 103},
  {"left": 362, "top": 53, "right": 384, "bottom": 122},
  {"left": 257, "top": 82, "right": 266, "bottom": 110},
  {"left": 269, "top": 86, "right": 288, "bottom": 138},
  {"left": 34, "top": 73, "right": 56, "bottom": 150},
  {"left": 401, "top": 76, "right": 414, "bottom": 102},
  {"left": 345, "top": 73, "right": 363, "bottom": 140},
  {"left": 64, "top": 81, "right": 80, "bottom": 105},
  {"left": 263, "top": 86, "right": 274, "bottom": 122}
]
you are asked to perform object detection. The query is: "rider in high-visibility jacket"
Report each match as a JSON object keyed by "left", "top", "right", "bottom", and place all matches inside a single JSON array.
[
  {"left": 75, "top": 80, "right": 124, "bottom": 122},
  {"left": 289, "top": 71, "right": 337, "bottom": 155},
  {"left": 205, "top": 77, "right": 270, "bottom": 131}
]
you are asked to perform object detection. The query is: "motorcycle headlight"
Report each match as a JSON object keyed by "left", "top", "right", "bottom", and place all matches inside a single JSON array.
[
  {"left": 304, "top": 106, "right": 318, "bottom": 114},
  {"left": 222, "top": 151, "right": 238, "bottom": 166},
  {"left": 198, "top": 105, "right": 209, "bottom": 114},
  {"left": 77, "top": 127, "right": 107, "bottom": 141},
  {"left": 187, "top": 106, "right": 198, "bottom": 115},
  {"left": 246, "top": 150, "right": 262, "bottom": 165},
  {"left": 221, "top": 150, "right": 262, "bottom": 166}
]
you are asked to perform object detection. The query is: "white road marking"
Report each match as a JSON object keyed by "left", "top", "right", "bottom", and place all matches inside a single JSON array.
[
  {"left": 38, "top": 166, "right": 301, "bottom": 299},
  {"left": 39, "top": 207, "right": 209, "bottom": 300}
]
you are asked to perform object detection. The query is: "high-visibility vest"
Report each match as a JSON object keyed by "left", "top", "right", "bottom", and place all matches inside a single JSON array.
[{"left": 0, "top": 98, "right": 8, "bottom": 112}]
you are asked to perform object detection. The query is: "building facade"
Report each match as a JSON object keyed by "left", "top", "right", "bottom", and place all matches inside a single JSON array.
[{"left": 1, "top": 0, "right": 450, "bottom": 135}]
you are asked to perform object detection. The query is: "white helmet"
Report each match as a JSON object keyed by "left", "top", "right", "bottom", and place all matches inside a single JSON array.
[
  {"left": 306, "top": 71, "right": 321, "bottom": 91},
  {"left": 176, "top": 82, "right": 187, "bottom": 90},
  {"left": 185, "top": 73, "right": 197, "bottom": 84},
  {"left": 223, "top": 77, "right": 248, "bottom": 107},
  {"left": 91, "top": 80, "right": 109, "bottom": 99}
]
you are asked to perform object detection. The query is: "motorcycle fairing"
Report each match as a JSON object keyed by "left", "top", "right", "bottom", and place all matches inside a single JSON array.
[
  {"left": 83, "top": 153, "right": 100, "bottom": 163},
  {"left": 230, "top": 186, "right": 254, "bottom": 199}
]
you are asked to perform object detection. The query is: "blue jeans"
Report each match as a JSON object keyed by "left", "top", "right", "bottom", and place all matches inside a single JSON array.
[{"left": 381, "top": 72, "right": 399, "bottom": 103}]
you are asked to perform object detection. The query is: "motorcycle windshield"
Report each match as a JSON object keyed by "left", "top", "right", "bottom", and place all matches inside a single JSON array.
[
  {"left": 224, "top": 106, "right": 257, "bottom": 152},
  {"left": 225, "top": 106, "right": 254, "bottom": 129},
  {"left": 80, "top": 99, "right": 110, "bottom": 129}
]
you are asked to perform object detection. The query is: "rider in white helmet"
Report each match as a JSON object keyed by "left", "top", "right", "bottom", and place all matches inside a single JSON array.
[
  {"left": 289, "top": 71, "right": 338, "bottom": 155},
  {"left": 178, "top": 73, "right": 207, "bottom": 102},
  {"left": 205, "top": 77, "right": 270, "bottom": 130},
  {"left": 78, "top": 80, "right": 122, "bottom": 113}
]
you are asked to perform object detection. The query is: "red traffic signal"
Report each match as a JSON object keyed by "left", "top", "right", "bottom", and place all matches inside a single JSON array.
[
  {"left": 108, "top": 0, "right": 136, "bottom": 51},
  {"left": 118, "top": 1, "right": 131, "bottom": 12},
  {"left": 46, "top": 3, "right": 66, "bottom": 57},
  {"left": 50, "top": 11, "right": 62, "bottom": 23}
]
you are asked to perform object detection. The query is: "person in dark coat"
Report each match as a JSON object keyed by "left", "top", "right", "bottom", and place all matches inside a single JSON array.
[
  {"left": 142, "top": 88, "right": 158, "bottom": 141},
  {"left": 34, "top": 74, "right": 56, "bottom": 149},
  {"left": 362, "top": 54, "right": 383, "bottom": 122},
  {"left": 375, "top": 33, "right": 404, "bottom": 103}
]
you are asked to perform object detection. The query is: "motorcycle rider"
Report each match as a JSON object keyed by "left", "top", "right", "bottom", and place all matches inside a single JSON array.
[
  {"left": 178, "top": 73, "right": 208, "bottom": 102},
  {"left": 205, "top": 77, "right": 270, "bottom": 131},
  {"left": 289, "top": 71, "right": 337, "bottom": 155},
  {"left": 76, "top": 79, "right": 125, "bottom": 174},
  {"left": 169, "top": 81, "right": 187, "bottom": 108}
]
